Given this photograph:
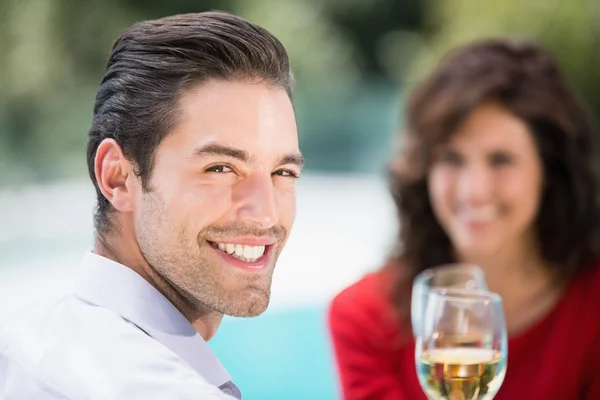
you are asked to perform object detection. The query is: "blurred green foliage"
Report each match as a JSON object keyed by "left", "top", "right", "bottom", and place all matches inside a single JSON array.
[
  {"left": 0, "top": 0, "right": 598, "bottom": 186},
  {"left": 406, "top": 0, "right": 600, "bottom": 119}
]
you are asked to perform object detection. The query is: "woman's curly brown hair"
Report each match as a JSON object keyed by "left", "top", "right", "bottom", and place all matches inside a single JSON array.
[{"left": 389, "top": 38, "right": 600, "bottom": 319}]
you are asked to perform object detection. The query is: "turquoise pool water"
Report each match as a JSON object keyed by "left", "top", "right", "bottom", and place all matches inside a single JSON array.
[{"left": 210, "top": 306, "right": 339, "bottom": 400}]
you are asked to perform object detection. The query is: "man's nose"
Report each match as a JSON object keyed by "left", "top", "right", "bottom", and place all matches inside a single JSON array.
[{"left": 232, "top": 174, "right": 279, "bottom": 229}]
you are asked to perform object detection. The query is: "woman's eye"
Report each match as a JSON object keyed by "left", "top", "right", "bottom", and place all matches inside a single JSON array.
[
  {"left": 438, "top": 151, "right": 463, "bottom": 165},
  {"left": 489, "top": 153, "right": 513, "bottom": 166}
]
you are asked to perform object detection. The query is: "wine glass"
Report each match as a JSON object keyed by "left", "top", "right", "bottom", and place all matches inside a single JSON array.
[
  {"left": 412, "top": 264, "right": 488, "bottom": 338},
  {"left": 415, "top": 288, "right": 508, "bottom": 400}
]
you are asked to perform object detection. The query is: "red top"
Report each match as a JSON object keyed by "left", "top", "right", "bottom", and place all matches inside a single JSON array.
[{"left": 328, "top": 264, "right": 600, "bottom": 400}]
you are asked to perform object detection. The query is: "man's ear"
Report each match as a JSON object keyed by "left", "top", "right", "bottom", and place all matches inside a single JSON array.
[{"left": 94, "top": 139, "right": 136, "bottom": 213}]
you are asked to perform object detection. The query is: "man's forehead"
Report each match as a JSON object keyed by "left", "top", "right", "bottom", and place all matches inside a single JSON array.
[
  {"left": 178, "top": 79, "right": 294, "bottom": 114},
  {"left": 174, "top": 83, "right": 297, "bottom": 135}
]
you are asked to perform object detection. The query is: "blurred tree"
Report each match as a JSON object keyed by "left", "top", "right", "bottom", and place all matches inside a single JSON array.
[{"left": 404, "top": 0, "right": 600, "bottom": 127}]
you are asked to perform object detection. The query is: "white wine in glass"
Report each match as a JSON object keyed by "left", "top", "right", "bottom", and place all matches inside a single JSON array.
[
  {"left": 411, "top": 263, "right": 488, "bottom": 338},
  {"left": 415, "top": 289, "right": 508, "bottom": 400}
]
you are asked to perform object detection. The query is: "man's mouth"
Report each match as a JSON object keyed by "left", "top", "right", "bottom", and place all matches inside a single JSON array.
[{"left": 208, "top": 241, "right": 267, "bottom": 263}]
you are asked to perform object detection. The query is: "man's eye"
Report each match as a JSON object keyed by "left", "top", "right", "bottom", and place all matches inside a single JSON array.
[
  {"left": 205, "top": 165, "right": 233, "bottom": 173},
  {"left": 273, "top": 169, "right": 299, "bottom": 178}
]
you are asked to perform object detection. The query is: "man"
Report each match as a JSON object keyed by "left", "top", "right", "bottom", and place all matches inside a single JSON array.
[{"left": 0, "top": 11, "right": 303, "bottom": 399}]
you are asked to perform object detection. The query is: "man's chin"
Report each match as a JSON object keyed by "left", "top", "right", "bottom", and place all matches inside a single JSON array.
[
  {"left": 224, "top": 303, "right": 269, "bottom": 318},
  {"left": 222, "top": 291, "right": 270, "bottom": 317}
]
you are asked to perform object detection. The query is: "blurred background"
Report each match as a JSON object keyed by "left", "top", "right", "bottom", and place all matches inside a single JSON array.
[{"left": 0, "top": 0, "right": 598, "bottom": 398}]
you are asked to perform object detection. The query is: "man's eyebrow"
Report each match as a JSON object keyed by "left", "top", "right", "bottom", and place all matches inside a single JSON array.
[
  {"left": 191, "top": 143, "right": 250, "bottom": 163},
  {"left": 278, "top": 153, "right": 305, "bottom": 168},
  {"left": 191, "top": 142, "right": 304, "bottom": 168}
]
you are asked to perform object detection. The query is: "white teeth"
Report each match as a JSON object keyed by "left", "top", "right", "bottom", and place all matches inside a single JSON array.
[
  {"left": 214, "top": 242, "right": 267, "bottom": 263},
  {"left": 234, "top": 244, "right": 243, "bottom": 257},
  {"left": 243, "top": 245, "right": 253, "bottom": 259}
]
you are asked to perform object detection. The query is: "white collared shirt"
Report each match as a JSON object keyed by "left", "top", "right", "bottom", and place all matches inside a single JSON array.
[{"left": 0, "top": 252, "right": 241, "bottom": 399}]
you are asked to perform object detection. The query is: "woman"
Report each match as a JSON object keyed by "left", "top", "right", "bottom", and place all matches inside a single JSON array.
[{"left": 328, "top": 38, "right": 600, "bottom": 399}]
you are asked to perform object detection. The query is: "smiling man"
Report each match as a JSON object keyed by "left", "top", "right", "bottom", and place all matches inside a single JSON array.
[{"left": 0, "top": 11, "right": 302, "bottom": 399}]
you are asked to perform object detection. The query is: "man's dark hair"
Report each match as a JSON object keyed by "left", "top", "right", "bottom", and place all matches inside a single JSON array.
[{"left": 86, "top": 11, "right": 294, "bottom": 237}]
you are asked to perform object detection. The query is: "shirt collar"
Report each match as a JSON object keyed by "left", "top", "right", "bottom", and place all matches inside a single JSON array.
[{"left": 73, "top": 251, "right": 234, "bottom": 389}]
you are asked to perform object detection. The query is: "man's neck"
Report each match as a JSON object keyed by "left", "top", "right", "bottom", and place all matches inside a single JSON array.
[{"left": 93, "top": 231, "right": 223, "bottom": 341}]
